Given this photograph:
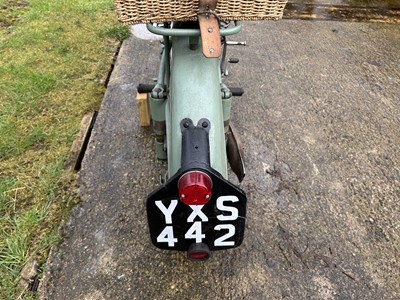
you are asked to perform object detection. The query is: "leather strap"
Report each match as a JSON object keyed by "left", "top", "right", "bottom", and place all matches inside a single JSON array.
[{"left": 198, "top": 0, "right": 221, "bottom": 58}]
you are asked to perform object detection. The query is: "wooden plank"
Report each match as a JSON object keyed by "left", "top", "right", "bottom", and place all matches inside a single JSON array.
[{"left": 136, "top": 92, "right": 151, "bottom": 127}]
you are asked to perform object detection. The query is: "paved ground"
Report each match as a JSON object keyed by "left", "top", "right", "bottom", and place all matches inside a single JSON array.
[{"left": 40, "top": 20, "right": 400, "bottom": 299}]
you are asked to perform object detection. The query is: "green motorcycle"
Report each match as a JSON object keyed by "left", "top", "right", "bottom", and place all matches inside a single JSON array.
[{"left": 114, "top": 0, "right": 287, "bottom": 260}]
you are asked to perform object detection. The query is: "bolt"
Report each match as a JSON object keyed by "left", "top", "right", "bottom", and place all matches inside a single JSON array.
[
  {"left": 209, "top": 48, "right": 215, "bottom": 54},
  {"left": 208, "top": 27, "right": 213, "bottom": 33},
  {"left": 202, "top": 122, "right": 208, "bottom": 128},
  {"left": 183, "top": 122, "right": 189, "bottom": 128},
  {"left": 181, "top": 194, "right": 186, "bottom": 198},
  {"left": 205, "top": 195, "right": 210, "bottom": 199}
]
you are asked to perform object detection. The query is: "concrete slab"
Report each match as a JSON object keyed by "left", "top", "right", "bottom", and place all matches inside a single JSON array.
[{"left": 40, "top": 20, "right": 400, "bottom": 299}]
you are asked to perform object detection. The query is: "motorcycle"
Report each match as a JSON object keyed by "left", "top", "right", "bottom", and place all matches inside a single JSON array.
[{"left": 114, "top": 0, "right": 287, "bottom": 260}]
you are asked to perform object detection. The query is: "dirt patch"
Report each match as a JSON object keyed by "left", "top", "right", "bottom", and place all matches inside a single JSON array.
[{"left": 0, "top": 0, "right": 29, "bottom": 29}]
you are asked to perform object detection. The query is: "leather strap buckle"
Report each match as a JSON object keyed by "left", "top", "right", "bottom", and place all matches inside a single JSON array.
[{"left": 198, "top": 0, "right": 221, "bottom": 58}]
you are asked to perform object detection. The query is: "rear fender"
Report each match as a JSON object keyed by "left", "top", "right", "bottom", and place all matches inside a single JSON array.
[{"left": 166, "top": 35, "right": 228, "bottom": 178}]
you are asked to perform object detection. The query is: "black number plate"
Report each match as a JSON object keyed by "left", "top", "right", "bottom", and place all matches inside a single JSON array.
[{"left": 146, "top": 169, "right": 247, "bottom": 251}]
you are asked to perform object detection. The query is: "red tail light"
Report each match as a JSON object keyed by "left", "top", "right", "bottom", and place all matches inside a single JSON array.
[
  {"left": 187, "top": 243, "right": 211, "bottom": 261},
  {"left": 178, "top": 171, "right": 212, "bottom": 206}
]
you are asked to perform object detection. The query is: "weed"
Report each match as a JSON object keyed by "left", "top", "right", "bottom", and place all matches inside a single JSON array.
[{"left": 103, "top": 23, "right": 131, "bottom": 41}]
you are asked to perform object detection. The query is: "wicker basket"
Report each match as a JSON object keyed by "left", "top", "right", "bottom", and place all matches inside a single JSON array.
[{"left": 114, "top": 0, "right": 288, "bottom": 25}]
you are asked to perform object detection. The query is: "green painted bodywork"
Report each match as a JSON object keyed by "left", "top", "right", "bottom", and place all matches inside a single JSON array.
[
  {"left": 222, "top": 96, "right": 232, "bottom": 123},
  {"left": 146, "top": 23, "right": 242, "bottom": 179},
  {"left": 166, "top": 35, "right": 228, "bottom": 178},
  {"left": 146, "top": 22, "right": 242, "bottom": 37},
  {"left": 149, "top": 94, "right": 166, "bottom": 123}
]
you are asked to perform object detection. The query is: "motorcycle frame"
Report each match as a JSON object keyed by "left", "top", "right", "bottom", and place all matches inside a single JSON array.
[{"left": 146, "top": 22, "right": 242, "bottom": 179}]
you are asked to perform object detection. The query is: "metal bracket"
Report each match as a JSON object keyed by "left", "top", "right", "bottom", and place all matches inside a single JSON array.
[
  {"left": 180, "top": 118, "right": 211, "bottom": 170},
  {"left": 198, "top": 0, "right": 221, "bottom": 58},
  {"left": 150, "top": 85, "right": 165, "bottom": 99},
  {"left": 221, "top": 83, "right": 232, "bottom": 99}
]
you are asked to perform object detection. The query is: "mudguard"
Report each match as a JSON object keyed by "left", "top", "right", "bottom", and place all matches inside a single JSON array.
[{"left": 165, "top": 34, "right": 228, "bottom": 178}]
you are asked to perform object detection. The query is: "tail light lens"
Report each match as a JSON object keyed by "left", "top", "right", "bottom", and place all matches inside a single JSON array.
[
  {"left": 187, "top": 243, "right": 211, "bottom": 261},
  {"left": 178, "top": 171, "right": 212, "bottom": 206}
]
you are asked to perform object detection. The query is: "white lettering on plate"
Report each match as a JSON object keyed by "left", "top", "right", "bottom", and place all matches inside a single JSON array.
[
  {"left": 155, "top": 199, "right": 178, "bottom": 224},
  {"left": 216, "top": 196, "right": 239, "bottom": 221},
  {"left": 187, "top": 205, "right": 208, "bottom": 222},
  {"left": 185, "top": 221, "right": 205, "bottom": 243},
  {"left": 155, "top": 195, "right": 240, "bottom": 247},
  {"left": 157, "top": 226, "right": 177, "bottom": 247},
  {"left": 214, "top": 224, "right": 235, "bottom": 246}
]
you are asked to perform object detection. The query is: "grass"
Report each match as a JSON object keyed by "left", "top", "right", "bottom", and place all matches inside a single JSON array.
[{"left": 0, "top": 0, "right": 130, "bottom": 298}]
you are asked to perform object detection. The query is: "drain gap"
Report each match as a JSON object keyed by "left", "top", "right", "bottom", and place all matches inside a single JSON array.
[
  {"left": 29, "top": 276, "right": 40, "bottom": 292},
  {"left": 74, "top": 111, "right": 98, "bottom": 171},
  {"left": 104, "top": 41, "right": 123, "bottom": 87}
]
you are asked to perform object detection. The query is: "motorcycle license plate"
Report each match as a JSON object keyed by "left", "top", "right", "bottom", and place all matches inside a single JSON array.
[{"left": 146, "top": 170, "right": 247, "bottom": 251}]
